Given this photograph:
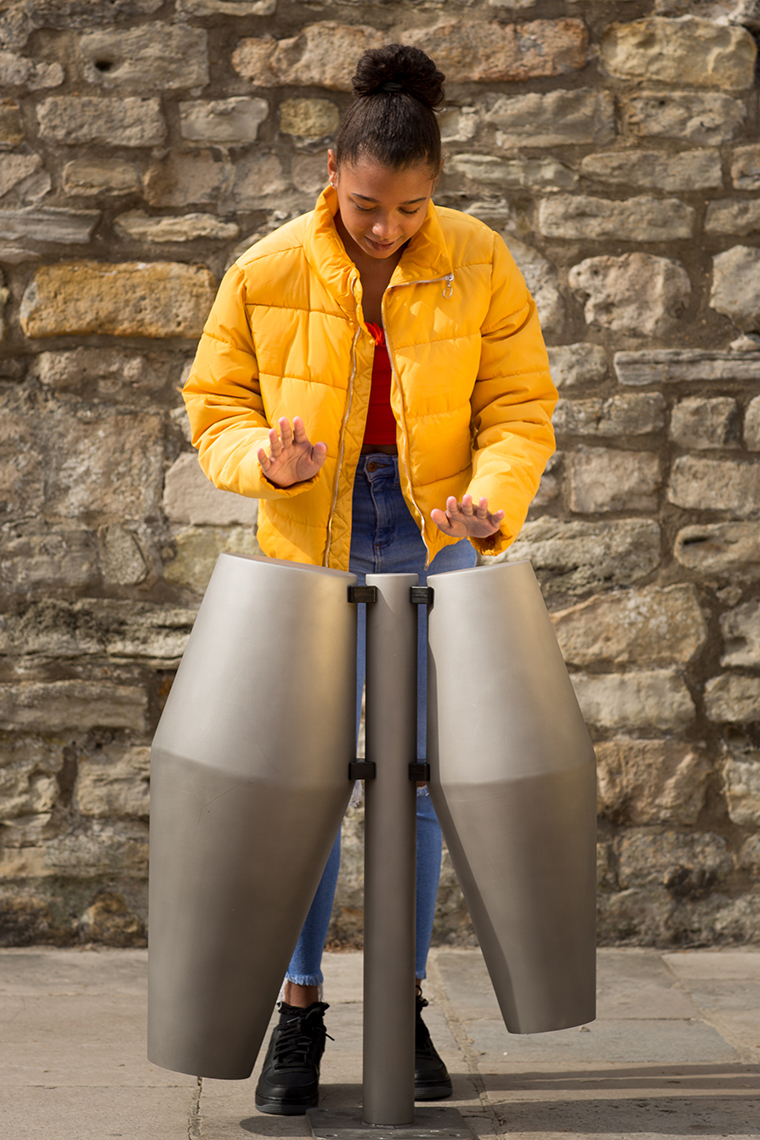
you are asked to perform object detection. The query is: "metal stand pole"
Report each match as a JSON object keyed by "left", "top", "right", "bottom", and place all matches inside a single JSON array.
[
  {"left": 307, "top": 577, "right": 472, "bottom": 1140},
  {"left": 362, "top": 573, "right": 418, "bottom": 1126}
]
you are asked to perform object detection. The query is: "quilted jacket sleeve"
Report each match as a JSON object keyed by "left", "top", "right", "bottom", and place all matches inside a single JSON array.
[
  {"left": 183, "top": 262, "right": 319, "bottom": 501},
  {"left": 466, "top": 232, "right": 557, "bottom": 557}
]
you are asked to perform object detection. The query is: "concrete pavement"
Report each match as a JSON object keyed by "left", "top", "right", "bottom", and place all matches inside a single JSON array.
[{"left": 1, "top": 946, "right": 758, "bottom": 1140}]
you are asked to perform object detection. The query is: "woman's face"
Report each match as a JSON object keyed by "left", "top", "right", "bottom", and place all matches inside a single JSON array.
[{"left": 327, "top": 150, "right": 437, "bottom": 261}]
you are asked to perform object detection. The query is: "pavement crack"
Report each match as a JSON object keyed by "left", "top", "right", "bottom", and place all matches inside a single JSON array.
[
  {"left": 427, "top": 955, "right": 504, "bottom": 1138},
  {"left": 188, "top": 1075, "right": 202, "bottom": 1140}
]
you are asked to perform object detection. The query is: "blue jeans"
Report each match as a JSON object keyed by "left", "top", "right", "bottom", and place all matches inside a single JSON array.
[{"left": 286, "top": 454, "right": 477, "bottom": 986}]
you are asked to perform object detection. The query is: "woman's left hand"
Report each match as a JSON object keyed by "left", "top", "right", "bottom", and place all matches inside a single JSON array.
[{"left": 431, "top": 494, "right": 504, "bottom": 539}]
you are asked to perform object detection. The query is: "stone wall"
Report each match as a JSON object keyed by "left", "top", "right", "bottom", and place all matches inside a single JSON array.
[{"left": 1, "top": 0, "right": 759, "bottom": 948}]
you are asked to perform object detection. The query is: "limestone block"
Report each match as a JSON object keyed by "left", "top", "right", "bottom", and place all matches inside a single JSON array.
[
  {"left": 571, "top": 670, "right": 695, "bottom": 731},
  {"left": 0, "top": 737, "right": 64, "bottom": 820},
  {"left": 144, "top": 151, "right": 230, "bottom": 208},
  {"left": 596, "top": 886, "right": 674, "bottom": 944},
  {"left": 224, "top": 151, "right": 288, "bottom": 210},
  {"left": 79, "top": 25, "right": 209, "bottom": 89},
  {"left": 0, "top": 99, "right": 24, "bottom": 149},
  {"left": 280, "top": 98, "right": 339, "bottom": 139},
  {"left": 54, "top": 409, "right": 162, "bottom": 519},
  {"left": 0, "top": 521, "right": 98, "bottom": 591},
  {"left": 37, "top": 96, "right": 165, "bottom": 146},
  {"left": 554, "top": 394, "right": 666, "bottom": 437},
  {"left": 404, "top": 18, "right": 588, "bottom": 83},
  {"left": 0, "top": 207, "right": 99, "bottom": 243},
  {"left": 100, "top": 525, "right": 148, "bottom": 586},
  {"left": 553, "top": 584, "right": 707, "bottom": 667},
  {"left": 232, "top": 24, "right": 385, "bottom": 90},
  {"left": 20, "top": 261, "right": 216, "bottom": 339},
  {"left": 723, "top": 753, "right": 760, "bottom": 824},
  {"left": 674, "top": 521, "right": 760, "bottom": 578},
  {"left": 731, "top": 145, "right": 760, "bottom": 190},
  {"left": 745, "top": 395, "right": 760, "bottom": 449},
  {"left": 705, "top": 673, "right": 760, "bottom": 722},
  {"left": 62, "top": 158, "right": 139, "bottom": 196},
  {"left": 596, "top": 739, "right": 709, "bottom": 826},
  {"left": 546, "top": 343, "right": 607, "bottom": 391},
  {"left": 615, "top": 347, "right": 760, "bottom": 385},
  {"left": 179, "top": 98, "right": 268, "bottom": 144},
  {"left": 178, "top": 0, "right": 276, "bottom": 11},
  {"left": 439, "top": 106, "right": 478, "bottom": 143},
  {"left": 292, "top": 153, "right": 328, "bottom": 196},
  {"left": 0, "top": 598, "right": 196, "bottom": 659},
  {"left": 568, "top": 447, "right": 661, "bottom": 513},
  {"left": 114, "top": 211, "right": 239, "bottom": 243},
  {"left": 449, "top": 153, "right": 577, "bottom": 191},
  {"left": 721, "top": 601, "right": 760, "bottom": 667},
  {"left": 539, "top": 195, "right": 695, "bottom": 242},
  {"left": 34, "top": 346, "right": 169, "bottom": 395},
  {"left": 488, "top": 90, "right": 616, "bottom": 149},
  {"left": 0, "top": 51, "right": 63, "bottom": 89},
  {"left": 670, "top": 397, "right": 739, "bottom": 449},
  {"left": 668, "top": 455, "right": 760, "bottom": 514},
  {"left": 77, "top": 746, "right": 151, "bottom": 819},
  {"left": 532, "top": 452, "right": 561, "bottom": 508},
  {"left": 580, "top": 149, "right": 722, "bottom": 191},
  {"left": 621, "top": 91, "right": 745, "bottom": 145},
  {"left": 617, "top": 830, "right": 733, "bottom": 892},
  {"left": 162, "top": 525, "right": 262, "bottom": 594},
  {"left": 23, "top": 0, "right": 163, "bottom": 27},
  {"left": 0, "top": 826, "right": 149, "bottom": 880},
  {"left": 711, "top": 246, "right": 760, "bottom": 331},
  {"left": 0, "top": 268, "right": 7, "bottom": 340},
  {"left": 0, "top": 681, "right": 147, "bottom": 731},
  {"left": 504, "top": 517, "right": 661, "bottom": 594},
  {"left": 163, "top": 452, "right": 258, "bottom": 526},
  {"left": 739, "top": 833, "right": 760, "bottom": 871},
  {"left": 706, "top": 199, "right": 760, "bottom": 236},
  {"left": 569, "top": 253, "right": 691, "bottom": 337},
  {"left": 504, "top": 238, "right": 564, "bottom": 337},
  {"left": 79, "top": 891, "right": 145, "bottom": 945},
  {"left": 601, "top": 17, "right": 756, "bottom": 88}
]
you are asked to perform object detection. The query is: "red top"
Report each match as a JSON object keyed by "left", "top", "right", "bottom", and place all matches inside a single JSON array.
[{"left": 363, "top": 323, "right": 396, "bottom": 447}]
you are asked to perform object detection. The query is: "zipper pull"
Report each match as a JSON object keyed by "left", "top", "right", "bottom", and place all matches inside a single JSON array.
[{"left": 442, "top": 273, "right": 454, "bottom": 299}]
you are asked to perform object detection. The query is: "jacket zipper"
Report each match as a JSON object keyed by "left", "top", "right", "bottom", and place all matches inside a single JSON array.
[
  {"left": 382, "top": 272, "right": 455, "bottom": 568},
  {"left": 324, "top": 276, "right": 362, "bottom": 567}
]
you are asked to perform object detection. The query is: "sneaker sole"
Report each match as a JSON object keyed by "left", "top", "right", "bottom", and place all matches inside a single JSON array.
[
  {"left": 255, "top": 1095, "right": 318, "bottom": 1116},
  {"left": 414, "top": 1083, "right": 453, "bottom": 1101}
]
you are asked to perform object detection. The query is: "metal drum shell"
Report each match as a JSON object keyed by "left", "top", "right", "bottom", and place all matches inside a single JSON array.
[
  {"left": 148, "top": 553, "right": 356, "bottom": 1079},
  {"left": 427, "top": 560, "right": 597, "bottom": 1035}
]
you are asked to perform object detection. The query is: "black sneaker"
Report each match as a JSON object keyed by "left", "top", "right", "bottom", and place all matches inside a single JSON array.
[
  {"left": 414, "top": 995, "right": 452, "bottom": 1100},
  {"left": 255, "top": 1001, "right": 330, "bottom": 1115}
]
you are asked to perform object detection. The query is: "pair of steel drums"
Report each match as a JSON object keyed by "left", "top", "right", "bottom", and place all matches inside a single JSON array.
[{"left": 147, "top": 553, "right": 597, "bottom": 1080}]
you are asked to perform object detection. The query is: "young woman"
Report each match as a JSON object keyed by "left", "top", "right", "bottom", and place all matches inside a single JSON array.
[{"left": 183, "top": 43, "right": 557, "bottom": 1115}]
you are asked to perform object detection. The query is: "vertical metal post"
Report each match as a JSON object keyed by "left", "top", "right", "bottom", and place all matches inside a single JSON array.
[{"left": 362, "top": 573, "right": 418, "bottom": 1126}]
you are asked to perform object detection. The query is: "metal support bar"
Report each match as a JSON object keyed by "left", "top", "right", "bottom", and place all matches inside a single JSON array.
[
  {"left": 409, "top": 762, "right": 430, "bottom": 782},
  {"left": 410, "top": 585, "right": 434, "bottom": 605},
  {"left": 362, "top": 573, "right": 418, "bottom": 1127}
]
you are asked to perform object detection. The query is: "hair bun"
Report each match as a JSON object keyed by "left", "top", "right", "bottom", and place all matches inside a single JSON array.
[{"left": 352, "top": 44, "right": 445, "bottom": 110}]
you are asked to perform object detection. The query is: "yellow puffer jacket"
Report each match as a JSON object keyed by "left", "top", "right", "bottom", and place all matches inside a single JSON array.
[{"left": 184, "top": 186, "right": 557, "bottom": 570}]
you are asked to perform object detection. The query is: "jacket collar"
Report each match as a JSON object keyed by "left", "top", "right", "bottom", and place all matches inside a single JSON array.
[{"left": 303, "top": 186, "right": 454, "bottom": 309}]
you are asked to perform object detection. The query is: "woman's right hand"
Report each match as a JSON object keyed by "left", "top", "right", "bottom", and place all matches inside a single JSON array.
[{"left": 258, "top": 416, "right": 328, "bottom": 488}]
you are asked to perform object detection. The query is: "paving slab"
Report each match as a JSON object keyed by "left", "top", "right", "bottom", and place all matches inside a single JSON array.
[{"left": 1, "top": 946, "right": 759, "bottom": 1140}]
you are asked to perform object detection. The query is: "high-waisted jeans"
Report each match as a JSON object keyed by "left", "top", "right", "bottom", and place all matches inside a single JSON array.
[{"left": 286, "top": 454, "right": 477, "bottom": 986}]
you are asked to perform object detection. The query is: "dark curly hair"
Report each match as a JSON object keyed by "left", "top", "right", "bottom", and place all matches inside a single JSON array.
[{"left": 334, "top": 44, "right": 445, "bottom": 173}]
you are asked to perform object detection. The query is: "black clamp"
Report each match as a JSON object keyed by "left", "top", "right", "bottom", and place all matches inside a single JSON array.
[
  {"left": 409, "top": 762, "right": 431, "bottom": 782},
  {"left": 410, "top": 586, "right": 434, "bottom": 605},
  {"left": 349, "top": 760, "right": 376, "bottom": 780},
  {"left": 348, "top": 585, "right": 378, "bottom": 604}
]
